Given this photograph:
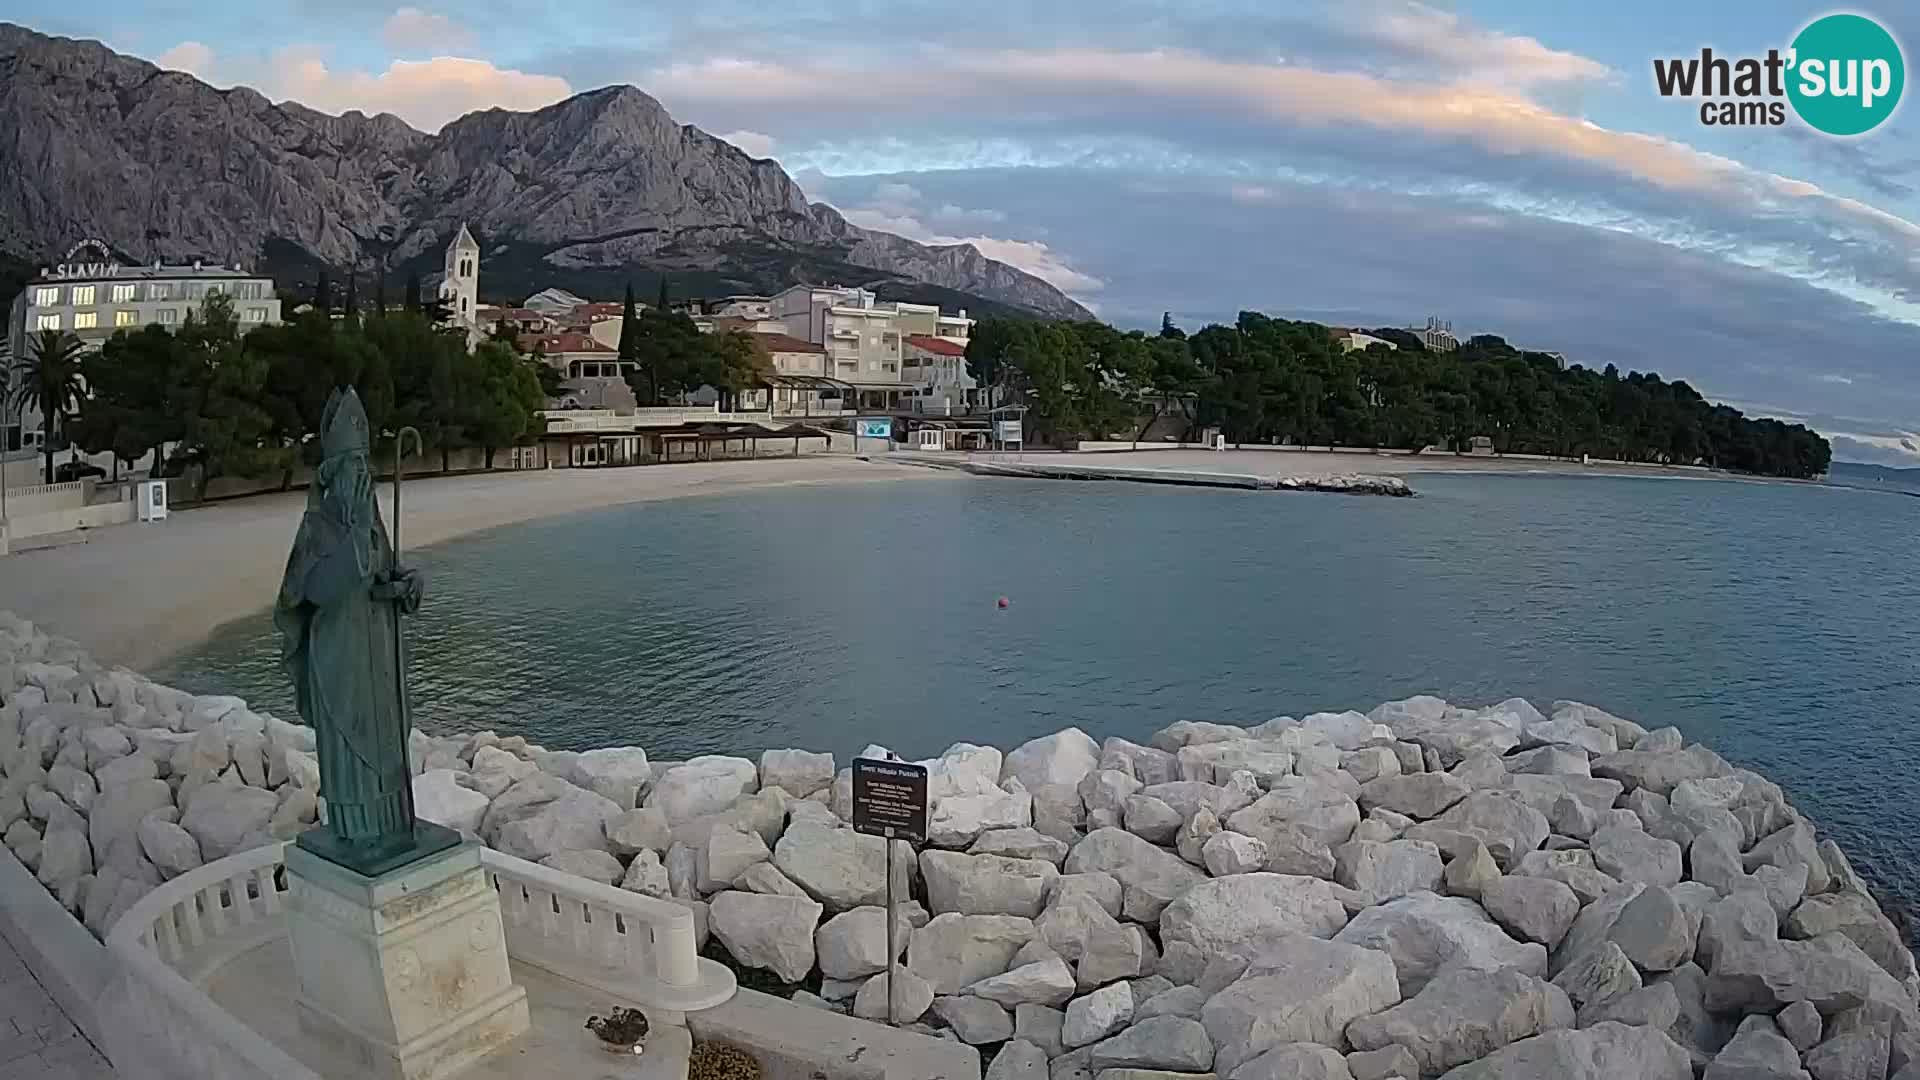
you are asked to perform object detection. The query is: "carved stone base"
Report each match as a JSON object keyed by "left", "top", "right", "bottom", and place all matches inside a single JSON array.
[{"left": 285, "top": 839, "right": 529, "bottom": 1080}]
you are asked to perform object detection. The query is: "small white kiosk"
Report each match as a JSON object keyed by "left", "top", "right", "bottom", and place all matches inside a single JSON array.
[{"left": 137, "top": 479, "right": 169, "bottom": 522}]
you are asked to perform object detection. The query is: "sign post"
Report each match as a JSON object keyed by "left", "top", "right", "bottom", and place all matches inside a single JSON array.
[{"left": 851, "top": 756, "right": 928, "bottom": 1025}]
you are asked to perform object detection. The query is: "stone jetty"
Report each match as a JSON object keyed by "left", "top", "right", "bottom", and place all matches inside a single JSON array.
[
  {"left": 904, "top": 456, "right": 1417, "bottom": 496},
  {"left": 2, "top": 608, "right": 1916, "bottom": 1080}
]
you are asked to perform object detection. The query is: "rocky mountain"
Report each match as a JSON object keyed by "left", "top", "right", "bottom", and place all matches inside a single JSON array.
[{"left": 0, "top": 23, "right": 1092, "bottom": 318}]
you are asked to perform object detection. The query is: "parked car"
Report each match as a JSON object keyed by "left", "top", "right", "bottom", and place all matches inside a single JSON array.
[{"left": 53, "top": 461, "right": 106, "bottom": 482}]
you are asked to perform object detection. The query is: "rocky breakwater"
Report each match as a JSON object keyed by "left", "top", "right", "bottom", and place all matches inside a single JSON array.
[{"left": 2, "top": 608, "right": 1918, "bottom": 1080}]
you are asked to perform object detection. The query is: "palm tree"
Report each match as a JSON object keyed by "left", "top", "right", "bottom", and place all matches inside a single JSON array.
[{"left": 7, "top": 329, "right": 88, "bottom": 484}]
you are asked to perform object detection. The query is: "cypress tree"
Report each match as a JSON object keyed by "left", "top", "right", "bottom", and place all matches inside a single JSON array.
[
  {"left": 343, "top": 272, "right": 358, "bottom": 318},
  {"left": 618, "top": 281, "right": 639, "bottom": 361},
  {"left": 655, "top": 276, "right": 669, "bottom": 312},
  {"left": 315, "top": 269, "right": 333, "bottom": 315},
  {"left": 404, "top": 273, "right": 422, "bottom": 312}
]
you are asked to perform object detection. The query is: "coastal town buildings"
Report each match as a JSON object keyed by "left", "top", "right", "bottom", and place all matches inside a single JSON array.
[
  {"left": 438, "top": 224, "right": 480, "bottom": 329},
  {"left": 1334, "top": 329, "right": 1398, "bottom": 353},
  {"left": 1411, "top": 316, "right": 1459, "bottom": 352},
  {"left": 4, "top": 240, "right": 280, "bottom": 450},
  {"left": 902, "top": 335, "right": 977, "bottom": 414}
]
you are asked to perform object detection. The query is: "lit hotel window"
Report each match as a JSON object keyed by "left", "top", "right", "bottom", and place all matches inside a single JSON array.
[
  {"left": 36, "top": 313, "right": 61, "bottom": 330},
  {"left": 73, "top": 311, "right": 98, "bottom": 329},
  {"left": 111, "top": 284, "right": 135, "bottom": 303},
  {"left": 71, "top": 285, "right": 94, "bottom": 305},
  {"left": 32, "top": 286, "right": 59, "bottom": 306},
  {"left": 115, "top": 310, "right": 137, "bottom": 327},
  {"left": 157, "top": 309, "right": 178, "bottom": 324},
  {"left": 245, "top": 307, "right": 268, "bottom": 323}
]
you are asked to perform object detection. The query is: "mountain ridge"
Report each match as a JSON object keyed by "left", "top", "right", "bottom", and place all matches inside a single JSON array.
[{"left": 0, "top": 23, "right": 1092, "bottom": 318}]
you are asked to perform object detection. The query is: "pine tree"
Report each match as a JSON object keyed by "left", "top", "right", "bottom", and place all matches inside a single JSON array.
[
  {"left": 618, "top": 282, "right": 639, "bottom": 361},
  {"left": 314, "top": 269, "right": 333, "bottom": 315}
]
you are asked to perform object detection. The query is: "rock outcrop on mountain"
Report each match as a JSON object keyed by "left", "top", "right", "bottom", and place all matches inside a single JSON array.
[{"left": 0, "top": 23, "right": 1091, "bottom": 318}]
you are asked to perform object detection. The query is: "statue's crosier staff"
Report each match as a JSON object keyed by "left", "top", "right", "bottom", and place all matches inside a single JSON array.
[{"left": 392, "top": 425, "right": 423, "bottom": 825}]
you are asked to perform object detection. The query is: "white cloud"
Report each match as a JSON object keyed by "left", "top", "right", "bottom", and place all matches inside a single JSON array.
[
  {"left": 1230, "top": 184, "right": 1275, "bottom": 204},
  {"left": 1817, "top": 374, "right": 1856, "bottom": 385},
  {"left": 648, "top": 47, "right": 1920, "bottom": 328},
  {"left": 1350, "top": 1, "right": 1614, "bottom": 89},
  {"left": 839, "top": 189, "right": 1103, "bottom": 298},
  {"left": 931, "top": 203, "right": 1007, "bottom": 226},
  {"left": 717, "top": 129, "right": 777, "bottom": 158},
  {"left": 382, "top": 8, "right": 472, "bottom": 53},
  {"left": 155, "top": 42, "right": 573, "bottom": 132},
  {"left": 154, "top": 41, "right": 212, "bottom": 77}
]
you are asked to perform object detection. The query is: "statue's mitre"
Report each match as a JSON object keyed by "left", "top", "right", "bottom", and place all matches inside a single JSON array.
[{"left": 320, "top": 387, "right": 371, "bottom": 460}]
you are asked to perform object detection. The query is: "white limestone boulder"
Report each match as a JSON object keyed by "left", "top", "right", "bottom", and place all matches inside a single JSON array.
[
  {"left": 921, "top": 849, "right": 1057, "bottom": 918},
  {"left": 1356, "top": 772, "right": 1470, "bottom": 821},
  {"left": 605, "top": 807, "right": 673, "bottom": 856},
  {"left": 481, "top": 773, "right": 622, "bottom": 860},
  {"left": 965, "top": 955, "right": 1077, "bottom": 1007},
  {"left": 1589, "top": 824, "right": 1684, "bottom": 887},
  {"left": 696, "top": 825, "right": 771, "bottom": 894},
  {"left": 907, "top": 912, "right": 1037, "bottom": 994},
  {"left": 644, "top": 755, "right": 758, "bottom": 823},
  {"left": 816, "top": 906, "right": 912, "bottom": 981},
  {"left": 87, "top": 778, "right": 173, "bottom": 858},
  {"left": 563, "top": 747, "right": 652, "bottom": 809},
  {"left": 1226, "top": 776, "right": 1361, "bottom": 851},
  {"left": 412, "top": 769, "right": 488, "bottom": 836},
  {"left": 759, "top": 749, "right": 834, "bottom": 798},
  {"left": 1201, "top": 831, "right": 1268, "bottom": 877},
  {"left": 620, "top": 850, "right": 670, "bottom": 897},
  {"left": 708, "top": 890, "right": 822, "bottom": 983},
  {"left": 1333, "top": 839, "right": 1444, "bottom": 901},
  {"left": 1346, "top": 966, "right": 1575, "bottom": 1076},
  {"left": 852, "top": 965, "right": 933, "bottom": 1023},
  {"left": 1480, "top": 875, "right": 1580, "bottom": 948},
  {"left": 1160, "top": 873, "right": 1349, "bottom": 965},
  {"left": 138, "top": 817, "right": 202, "bottom": 879},
  {"left": 1591, "top": 745, "right": 1732, "bottom": 796},
  {"left": 539, "top": 849, "right": 624, "bottom": 886},
  {"left": 466, "top": 745, "right": 537, "bottom": 800},
  {"left": 1120, "top": 795, "right": 1181, "bottom": 844},
  {"left": 970, "top": 827, "right": 1069, "bottom": 866},
  {"left": 1002, "top": 728, "right": 1101, "bottom": 792},
  {"left": 1436, "top": 1021, "right": 1693, "bottom": 1080},
  {"left": 932, "top": 995, "right": 1013, "bottom": 1044},
  {"left": 1333, "top": 890, "right": 1548, "bottom": 996},
  {"left": 1063, "top": 828, "right": 1208, "bottom": 924},
  {"left": 1408, "top": 790, "right": 1549, "bottom": 870},
  {"left": 927, "top": 782, "right": 1033, "bottom": 849},
  {"left": 180, "top": 784, "right": 277, "bottom": 862},
  {"left": 1086, "top": 1015, "right": 1215, "bottom": 1073},
  {"left": 1062, "top": 982, "right": 1133, "bottom": 1048},
  {"left": 1200, "top": 935, "right": 1400, "bottom": 1075},
  {"left": 772, "top": 820, "right": 913, "bottom": 910}
]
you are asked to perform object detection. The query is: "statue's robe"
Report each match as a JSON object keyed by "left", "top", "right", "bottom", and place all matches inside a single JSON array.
[{"left": 274, "top": 496, "right": 417, "bottom": 848}]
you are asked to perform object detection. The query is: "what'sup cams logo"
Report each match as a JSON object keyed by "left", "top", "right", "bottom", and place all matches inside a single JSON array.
[{"left": 1654, "top": 12, "right": 1904, "bottom": 135}]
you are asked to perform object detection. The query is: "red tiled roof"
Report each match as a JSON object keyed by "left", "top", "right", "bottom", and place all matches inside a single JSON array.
[
  {"left": 750, "top": 331, "right": 825, "bottom": 354},
  {"left": 573, "top": 302, "right": 624, "bottom": 317},
  {"left": 905, "top": 334, "right": 966, "bottom": 357},
  {"left": 519, "top": 332, "right": 611, "bottom": 354}
]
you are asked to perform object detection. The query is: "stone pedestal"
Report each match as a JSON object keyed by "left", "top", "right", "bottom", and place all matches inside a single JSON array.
[{"left": 285, "top": 839, "right": 529, "bottom": 1080}]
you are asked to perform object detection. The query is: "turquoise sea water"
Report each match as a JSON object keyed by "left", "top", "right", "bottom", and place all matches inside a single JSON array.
[{"left": 164, "top": 473, "right": 1920, "bottom": 914}]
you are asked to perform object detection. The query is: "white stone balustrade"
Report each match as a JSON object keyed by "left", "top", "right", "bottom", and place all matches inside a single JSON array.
[
  {"left": 97, "top": 841, "right": 735, "bottom": 1079},
  {"left": 483, "top": 847, "right": 735, "bottom": 1016}
]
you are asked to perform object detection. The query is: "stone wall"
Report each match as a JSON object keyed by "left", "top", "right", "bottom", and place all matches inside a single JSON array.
[{"left": 2, "top": 608, "right": 1918, "bottom": 1080}]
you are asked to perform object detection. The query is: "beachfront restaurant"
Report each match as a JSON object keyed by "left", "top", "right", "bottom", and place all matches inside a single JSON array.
[{"left": 538, "top": 421, "right": 831, "bottom": 468}]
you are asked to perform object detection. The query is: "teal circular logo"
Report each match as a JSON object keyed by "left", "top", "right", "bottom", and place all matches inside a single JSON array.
[{"left": 1788, "top": 13, "right": 1905, "bottom": 136}]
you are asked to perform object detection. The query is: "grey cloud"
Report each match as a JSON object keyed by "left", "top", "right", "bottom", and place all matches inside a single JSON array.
[{"left": 838, "top": 166, "right": 1920, "bottom": 433}]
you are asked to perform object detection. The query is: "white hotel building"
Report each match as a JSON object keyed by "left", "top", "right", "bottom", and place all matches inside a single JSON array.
[{"left": 5, "top": 247, "right": 280, "bottom": 451}]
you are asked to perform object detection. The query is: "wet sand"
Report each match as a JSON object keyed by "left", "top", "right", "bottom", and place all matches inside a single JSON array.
[{"left": 0, "top": 456, "right": 948, "bottom": 671}]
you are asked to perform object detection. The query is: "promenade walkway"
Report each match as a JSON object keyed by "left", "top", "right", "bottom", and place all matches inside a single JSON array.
[{"left": 0, "top": 934, "right": 110, "bottom": 1079}]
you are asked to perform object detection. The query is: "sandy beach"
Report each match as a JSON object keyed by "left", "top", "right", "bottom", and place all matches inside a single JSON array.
[{"left": 0, "top": 455, "right": 950, "bottom": 672}]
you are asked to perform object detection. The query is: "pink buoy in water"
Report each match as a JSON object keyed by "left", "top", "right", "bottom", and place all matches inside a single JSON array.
[{"left": 997, "top": 597, "right": 1010, "bottom": 608}]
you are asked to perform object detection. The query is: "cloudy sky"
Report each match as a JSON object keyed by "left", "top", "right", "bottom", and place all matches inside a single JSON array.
[{"left": 14, "top": 1, "right": 1920, "bottom": 462}]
